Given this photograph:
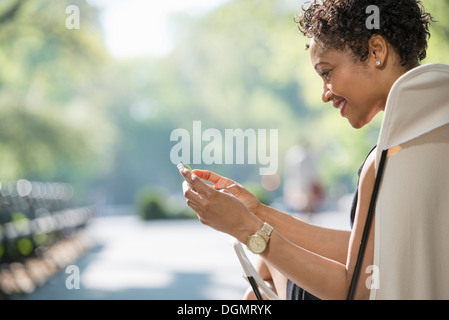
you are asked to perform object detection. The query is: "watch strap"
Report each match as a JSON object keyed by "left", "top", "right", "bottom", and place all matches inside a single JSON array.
[{"left": 256, "top": 222, "right": 273, "bottom": 242}]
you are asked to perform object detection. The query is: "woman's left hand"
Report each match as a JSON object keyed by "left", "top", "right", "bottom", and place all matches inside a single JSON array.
[{"left": 180, "top": 168, "right": 261, "bottom": 243}]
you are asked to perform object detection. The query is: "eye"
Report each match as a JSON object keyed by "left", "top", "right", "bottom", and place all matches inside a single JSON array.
[{"left": 320, "top": 70, "right": 331, "bottom": 81}]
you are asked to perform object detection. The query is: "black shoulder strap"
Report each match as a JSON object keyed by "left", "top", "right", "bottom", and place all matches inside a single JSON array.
[
  {"left": 350, "top": 146, "right": 378, "bottom": 227},
  {"left": 347, "top": 149, "right": 388, "bottom": 300}
]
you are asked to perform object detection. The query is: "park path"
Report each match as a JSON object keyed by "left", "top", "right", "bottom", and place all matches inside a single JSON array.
[{"left": 19, "top": 202, "right": 350, "bottom": 300}]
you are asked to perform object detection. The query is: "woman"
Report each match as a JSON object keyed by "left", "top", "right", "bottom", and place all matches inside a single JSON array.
[{"left": 179, "top": 0, "right": 434, "bottom": 300}]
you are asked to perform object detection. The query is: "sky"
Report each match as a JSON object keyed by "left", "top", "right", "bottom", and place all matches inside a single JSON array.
[{"left": 88, "top": 0, "right": 230, "bottom": 58}]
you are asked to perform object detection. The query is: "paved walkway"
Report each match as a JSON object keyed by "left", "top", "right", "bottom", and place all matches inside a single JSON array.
[{"left": 18, "top": 202, "right": 351, "bottom": 300}]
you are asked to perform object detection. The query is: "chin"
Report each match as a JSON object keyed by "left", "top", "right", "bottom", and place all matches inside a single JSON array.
[
  {"left": 348, "top": 119, "right": 367, "bottom": 129},
  {"left": 348, "top": 112, "right": 379, "bottom": 129}
]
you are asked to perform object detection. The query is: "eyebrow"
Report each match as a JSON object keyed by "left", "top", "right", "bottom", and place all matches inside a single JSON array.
[{"left": 314, "top": 62, "right": 330, "bottom": 71}]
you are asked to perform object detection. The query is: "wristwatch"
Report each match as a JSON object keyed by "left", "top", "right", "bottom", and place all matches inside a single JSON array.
[{"left": 246, "top": 222, "right": 273, "bottom": 254}]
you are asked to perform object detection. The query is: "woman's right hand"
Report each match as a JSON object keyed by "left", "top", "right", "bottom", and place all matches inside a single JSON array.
[{"left": 191, "top": 169, "right": 262, "bottom": 216}]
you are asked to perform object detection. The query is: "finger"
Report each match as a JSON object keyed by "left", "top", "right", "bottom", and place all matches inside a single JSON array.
[
  {"left": 179, "top": 168, "right": 196, "bottom": 189},
  {"left": 193, "top": 169, "right": 235, "bottom": 189},
  {"left": 217, "top": 188, "right": 232, "bottom": 195},
  {"left": 216, "top": 188, "right": 240, "bottom": 201},
  {"left": 182, "top": 181, "right": 203, "bottom": 204},
  {"left": 192, "top": 170, "right": 224, "bottom": 185},
  {"left": 186, "top": 199, "right": 201, "bottom": 212},
  {"left": 225, "top": 183, "right": 245, "bottom": 195},
  {"left": 181, "top": 169, "right": 211, "bottom": 195},
  {"left": 186, "top": 199, "right": 207, "bottom": 222}
]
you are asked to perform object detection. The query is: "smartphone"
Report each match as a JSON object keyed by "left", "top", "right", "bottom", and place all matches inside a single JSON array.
[{"left": 177, "top": 163, "right": 192, "bottom": 171}]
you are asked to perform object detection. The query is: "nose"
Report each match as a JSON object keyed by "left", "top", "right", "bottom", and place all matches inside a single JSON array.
[{"left": 322, "top": 86, "right": 334, "bottom": 103}]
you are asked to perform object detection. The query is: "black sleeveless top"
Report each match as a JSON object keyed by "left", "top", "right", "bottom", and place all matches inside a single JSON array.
[{"left": 286, "top": 147, "right": 376, "bottom": 300}]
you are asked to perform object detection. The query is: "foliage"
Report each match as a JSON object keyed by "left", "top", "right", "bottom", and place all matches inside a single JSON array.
[
  {"left": 151, "top": 0, "right": 380, "bottom": 196},
  {"left": 134, "top": 186, "right": 195, "bottom": 220},
  {"left": 0, "top": 0, "right": 114, "bottom": 203},
  {"left": 0, "top": 0, "right": 448, "bottom": 208},
  {"left": 423, "top": 0, "right": 449, "bottom": 65},
  {"left": 244, "top": 181, "right": 273, "bottom": 206}
]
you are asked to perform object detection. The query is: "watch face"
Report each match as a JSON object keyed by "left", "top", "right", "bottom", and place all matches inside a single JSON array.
[{"left": 247, "top": 235, "right": 266, "bottom": 254}]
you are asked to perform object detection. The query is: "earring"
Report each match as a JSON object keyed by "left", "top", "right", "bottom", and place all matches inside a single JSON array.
[{"left": 376, "top": 60, "right": 381, "bottom": 66}]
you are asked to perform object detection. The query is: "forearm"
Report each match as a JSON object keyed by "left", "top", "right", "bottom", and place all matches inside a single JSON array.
[
  {"left": 180, "top": 168, "right": 355, "bottom": 299},
  {"left": 256, "top": 204, "right": 350, "bottom": 264},
  {"left": 254, "top": 150, "right": 377, "bottom": 300},
  {"left": 260, "top": 230, "right": 350, "bottom": 300}
]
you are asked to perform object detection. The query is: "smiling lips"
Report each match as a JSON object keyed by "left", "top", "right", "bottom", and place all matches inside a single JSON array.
[{"left": 333, "top": 99, "right": 347, "bottom": 116}]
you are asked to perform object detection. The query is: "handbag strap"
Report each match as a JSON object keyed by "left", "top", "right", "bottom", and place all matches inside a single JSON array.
[{"left": 347, "top": 149, "right": 388, "bottom": 300}]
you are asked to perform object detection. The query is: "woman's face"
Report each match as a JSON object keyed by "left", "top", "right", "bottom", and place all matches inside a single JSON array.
[{"left": 309, "top": 38, "right": 387, "bottom": 129}]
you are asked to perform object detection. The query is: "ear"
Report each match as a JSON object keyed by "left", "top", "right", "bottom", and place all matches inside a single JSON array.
[{"left": 368, "top": 35, "right": 389, "bottom": 68}]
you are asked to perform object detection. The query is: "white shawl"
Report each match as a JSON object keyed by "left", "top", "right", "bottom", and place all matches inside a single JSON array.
[{"left": 370, "top": 63, "right": 449, "bottom": 299}]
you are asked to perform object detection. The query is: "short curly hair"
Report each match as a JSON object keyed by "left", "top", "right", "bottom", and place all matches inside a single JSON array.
[{"left": 295, "top": 0, "right": 433, "bottom": 68}]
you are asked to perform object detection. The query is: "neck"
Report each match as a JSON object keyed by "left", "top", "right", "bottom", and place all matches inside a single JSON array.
[{"left": 381, "top": 63, "right": 419, "bottom": 110}]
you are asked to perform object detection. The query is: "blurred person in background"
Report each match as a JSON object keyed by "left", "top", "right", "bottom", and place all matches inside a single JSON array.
[{"left": 283, "top": 141, "right": 323, "bottom": 215}]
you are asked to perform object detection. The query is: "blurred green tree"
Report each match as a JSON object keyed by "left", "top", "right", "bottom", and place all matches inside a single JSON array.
[
  {"left": 0, "top": 0, "right": 114, "bottom": 202},
  {"left": 102, "top": 0, "right": 449, "bottom": 205},
  {"left": 1, "top": 0, "right": 447, "bottom": 208},
  {"left": 147, "top": 0, "right": 379, "bottom": 199},
  {"left": 148, "top": 0, "right": 449, "bottom": 200}
]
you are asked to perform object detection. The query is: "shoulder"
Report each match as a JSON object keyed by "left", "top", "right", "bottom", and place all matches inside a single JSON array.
[
  {"left": 358, "top": 147, "right": 377, "bottom": 201},
  {"left": 362, "top": 147, "right": 377, "bottom": 172}
]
